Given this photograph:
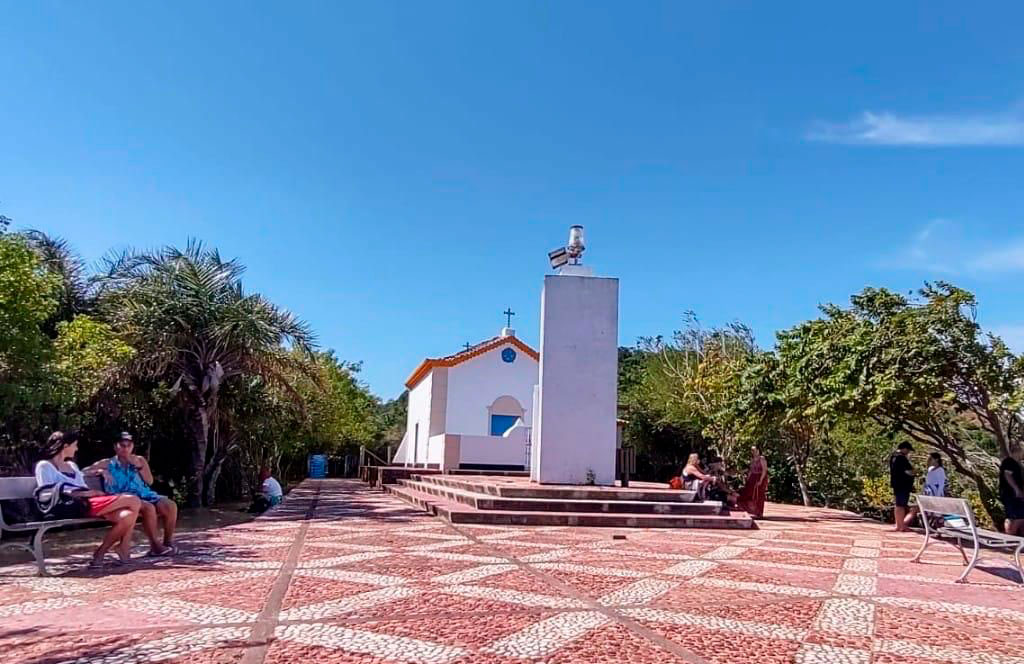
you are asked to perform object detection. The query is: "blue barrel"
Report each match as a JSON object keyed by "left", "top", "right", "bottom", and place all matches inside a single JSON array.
[{"left": 308, "top": 454, "right": 328, "bottom": 479}]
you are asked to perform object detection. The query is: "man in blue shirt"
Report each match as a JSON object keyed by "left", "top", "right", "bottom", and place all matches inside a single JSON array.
[{"left": 86, "top": 432, "right": 177, "bottom": 556}]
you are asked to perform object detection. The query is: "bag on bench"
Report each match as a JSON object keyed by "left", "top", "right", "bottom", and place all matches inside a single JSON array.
[{"left": 34, "top": 483, "right": 89, "bottom": 520}]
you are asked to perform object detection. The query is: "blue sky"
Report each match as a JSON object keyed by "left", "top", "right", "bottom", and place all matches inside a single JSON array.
[{"left": 2, "top": 2, "right": 1023, "bottom": 399}]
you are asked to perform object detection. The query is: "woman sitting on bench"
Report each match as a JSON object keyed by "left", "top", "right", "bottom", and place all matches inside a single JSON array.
[{"left": 34, "top": 431, "right": 142, "bottom": 569}]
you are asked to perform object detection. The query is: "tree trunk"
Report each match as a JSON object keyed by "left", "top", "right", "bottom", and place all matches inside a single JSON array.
[
  {"left": 203, "top": 458, "right": 224, "bottom": 507},
  {"left": 185, "top": 406, "right": 209, "bottom": 508},
  {"left": 793, "top": 462, "right": 812, "bottom": 507}
]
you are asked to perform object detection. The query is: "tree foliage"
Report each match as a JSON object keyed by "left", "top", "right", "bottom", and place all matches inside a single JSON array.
[
  {"left": 779, "top": 283, "right": 1022, "bottom": 523},
  {"left": 96, "top": 241, "right": 318, "bottom": 506}
]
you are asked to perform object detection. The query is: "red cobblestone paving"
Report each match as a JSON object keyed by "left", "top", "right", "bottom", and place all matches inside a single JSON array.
[{"left": 2, "top": 478, "right": 1023, "bottom": 663}]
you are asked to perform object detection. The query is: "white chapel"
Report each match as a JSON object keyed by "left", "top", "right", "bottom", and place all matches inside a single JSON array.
[{"left": 392, "top": 327, "right": 538, "bottom": 470}]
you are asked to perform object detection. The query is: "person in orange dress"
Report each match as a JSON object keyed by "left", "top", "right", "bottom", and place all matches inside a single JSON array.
[{"left": 737, "top": 446, "right": 769, "bottom": 518}]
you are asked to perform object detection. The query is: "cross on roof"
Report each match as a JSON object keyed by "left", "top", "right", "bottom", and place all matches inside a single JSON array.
[
  {"left": 503, "top": 308, "right": 515, "bottom": 328},
  {"left": 463, "top": 342, "right": 472, "bottom": 351}
]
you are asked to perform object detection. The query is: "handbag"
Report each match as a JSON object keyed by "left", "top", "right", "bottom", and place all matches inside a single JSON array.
[{"left": 34, "top": 483, "right": 90, "bottom": 520}]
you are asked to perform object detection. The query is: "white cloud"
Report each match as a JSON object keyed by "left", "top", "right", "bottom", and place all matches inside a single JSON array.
[
  {"left": 808, "top": 104, "right": 1024, "bottom": 146},
  {"left": 969, "top": 242, "right": 1024, "bottom": 272},
  {"left": 879, "top": 219, "right": 965, "bottom": 273},
  {"left": 882, "top": 221, "right": 1024, "bottom": 275}
]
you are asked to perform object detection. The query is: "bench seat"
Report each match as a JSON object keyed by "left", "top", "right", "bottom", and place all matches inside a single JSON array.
[
  {"left": 0, "top": 476, "right": 106, "bottom": 575},
  {"left": 913, "top": 494, "right": 1024, "bottom": 584}
]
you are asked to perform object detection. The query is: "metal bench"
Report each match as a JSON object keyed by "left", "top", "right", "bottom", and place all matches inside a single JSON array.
[
  {"left": 912, "top": 494, "right": 1024, "bottom": 584},
  {"left": 0, "top": 476, "right": 105, "bottom": 575}
]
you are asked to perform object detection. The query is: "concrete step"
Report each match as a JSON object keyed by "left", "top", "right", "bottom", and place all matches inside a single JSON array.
[
  {"left": 397, "top": 478, "right": 722, "bottom": 515},
  {"left": 411, "top": 474, "right": 697, "bottom": 503},
  {"left": 447, "top": 469, "right": 530, "bottom": 477},
  {"left": 385, "top": 484, "right": 753, "bottom": 529}
]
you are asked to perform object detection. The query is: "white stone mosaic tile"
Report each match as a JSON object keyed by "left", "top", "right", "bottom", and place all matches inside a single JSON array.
[
  {"left": 842, "top": 558, "right": 878, "bottom": 573},
  {"left": 704, "top": 545, "right": 748, "bottom": 560},
  {"left": 815, "top": 598, "right": 874, "bottom": 636},
  {"left": 54, "top": 627, "right": 249, "bottom": 664},
  {"left": 293, "top": 568, "right": 410, "bottom": 587},
  {"left": 795, "top": 643, "right": 871, "bottom": 664},
  {"left": 0, "top": 596, "right": 84, "bottom": 618},
  {"left": 136, "top": 570, "right": 275, "bottom": 595},
  {"left": 280, "top": 586, "right": 420, "bottom": 620},
  {"left": 438, "top": 584, "right": 586, "bottom": 609},
  {"left": 876, "top": 639, "right": 1024, "bottom": 664},
  {"left": 849, "top": 547, "right": 880, "bottom": 558},
  {"left": 6, "top": 577, "right": 95, "bottom": 596},
  {"left": 407, "top": 550, "right": 506, "bottom": 564},
  {"left": 297, "top": 551, "right": 394, "bottom": 568},
  {"left": 832, "top": 574, "right": 877, "bottom": 596},
  {"left": 874, "top": 596, "right": 1024, "bottom": 621},
  {"left": 597, "top": 578, "right": 679, "bottom": 606},
  {"left": 404, "top": 539, "right": 473, "bottom": 552},
  {"left": 431, "top": 563, "right": 517, "bottom": 584},
  {"left": 624, "top": 607, "right": 808, "bottom": 641},
  {"left": 661, "top": 559, "right": 719, "bottom": 577},
  {"left": 519, "top": 548, "right": 575, "bottom": 562},
  {"left": 689, "top": 576, "right": 829, "bottom": 598},
  {"left": 482, "top": 610, "right": 608, "bottom": 658},
  {"left": 112, "top": 597, "right": 257, "bottom": 625},
  {"left": 853, "top": 538, "right": 881, "bottom": 549},
  {"left": 277, "top": 623, "right": 465, "bottom": 663},
  {"left": 531, "top": 562, "right": 648, "bottom": 578}
]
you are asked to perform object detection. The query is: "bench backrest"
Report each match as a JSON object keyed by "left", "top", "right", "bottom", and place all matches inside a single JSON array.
[
  {"left": 915, "top": 494, "right": 978, "bottom": 533},
  {"left": 0, "top": 477, "right": 37, "bottom": 500},
  {"left": 0, "top": 474, "right": 102, "bottom": 500}
]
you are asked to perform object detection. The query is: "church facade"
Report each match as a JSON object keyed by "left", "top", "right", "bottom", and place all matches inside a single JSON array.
[{"left": 392, "top": 329, "right": 539, "bottom": 470}]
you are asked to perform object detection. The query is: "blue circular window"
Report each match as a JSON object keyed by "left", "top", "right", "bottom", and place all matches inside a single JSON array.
[{"left": 501, "top": 348, "right": 517, "bottom": 363}]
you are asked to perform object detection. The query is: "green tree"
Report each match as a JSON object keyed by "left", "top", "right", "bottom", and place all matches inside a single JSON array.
[
  {"left": 50, "top": 316, "right": 135, "bottom": 410},
  {"left": 733, "top": 351, "right": 823, "bottom": 506},
  {"left": 97, "top": 242, "right": 316, "bottom": 506},
  {"left": 642, "top": 314, "right": 757, "bottom": 462},
  {"left": 779, "top": 283, "right": 1023, "bottom": 525},
  {"left": 0, "top": 234, "right": 60, "bottom": 417}
]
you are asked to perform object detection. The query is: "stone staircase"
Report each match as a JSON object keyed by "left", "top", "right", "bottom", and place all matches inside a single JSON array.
[{"left": 385, "top": 474, "right": 754, "bottom": 529}]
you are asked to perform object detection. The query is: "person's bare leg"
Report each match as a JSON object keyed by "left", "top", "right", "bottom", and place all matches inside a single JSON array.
[
  {"left": 156, "top": 498, "right": 178, "bottom": 548},
  {"left": 91, "top": 495, "right": 141, "bottom": 563},
  {"left": 138, "top": 502, "right": 168, "bottom": 554},
  {"left": 92, "top": 496, "right": 141, "bottom": 563},
  {"left": 902, "top": 507, "right": 919, "bottom": 529},
  {"left": 894, "top": 506, "right": 910, "bottom": 531}
]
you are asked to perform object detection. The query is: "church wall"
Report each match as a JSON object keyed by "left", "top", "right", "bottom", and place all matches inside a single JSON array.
[
  {"left": 405, "top": 373, "right": 433, "bottom": 464},
  {"left": 443, "top": 345, "right": 538, "bottom": 437}
]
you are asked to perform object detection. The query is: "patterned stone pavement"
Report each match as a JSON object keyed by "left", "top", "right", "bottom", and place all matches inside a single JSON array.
[{"left": 2, "top": 479, "right": 1022, "bottom": 664}]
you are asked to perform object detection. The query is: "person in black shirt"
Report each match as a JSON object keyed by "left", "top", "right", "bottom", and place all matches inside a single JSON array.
[
  {"left": 889, "top": 441, "right": 916, "bottom": 532},
  {"left": 999, "top": 444, "right": 1024, "bottom": 536}
]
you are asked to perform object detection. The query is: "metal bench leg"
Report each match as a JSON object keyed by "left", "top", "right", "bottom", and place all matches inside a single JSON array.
[
  {"left": 953, "top": 538, "right": 969, "bottom": 565},
  {"left": 956, "top": 540, "right": 981, "bottom": 583},
  {"left": 911, "top": 532, "right": 930, "bottom": 563},
  {"left": 1014, "top": 542, "right": 1024, "bottom": 585},
  {"left": 32, "top": 526, "right": 50, "bottom": 577}
]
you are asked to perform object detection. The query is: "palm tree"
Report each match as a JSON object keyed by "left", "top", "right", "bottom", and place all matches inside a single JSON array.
[
  {"left": 96, "top": 241, "right": 316, "bottom": 506},
  {"left": 23, "top": 230, "right": 92, "bottom": 333}
]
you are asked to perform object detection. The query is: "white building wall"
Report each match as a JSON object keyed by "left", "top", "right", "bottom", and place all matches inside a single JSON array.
[
  {"left": 443, "top": 345, "right": 538, "bottom": 436},
  {"left": 458, "top": 433, "right": 527, "bottom": 467},
  {"left": 534, "top": 274, "right": 619, "bottom": 485},
  {"left": 404, "top": 373, "right": 432, "bottom": 464}
]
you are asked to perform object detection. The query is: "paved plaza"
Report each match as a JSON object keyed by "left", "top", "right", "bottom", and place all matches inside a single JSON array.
[{"left": 2, "top": 479, "right": 1022, "bottom": 664}]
